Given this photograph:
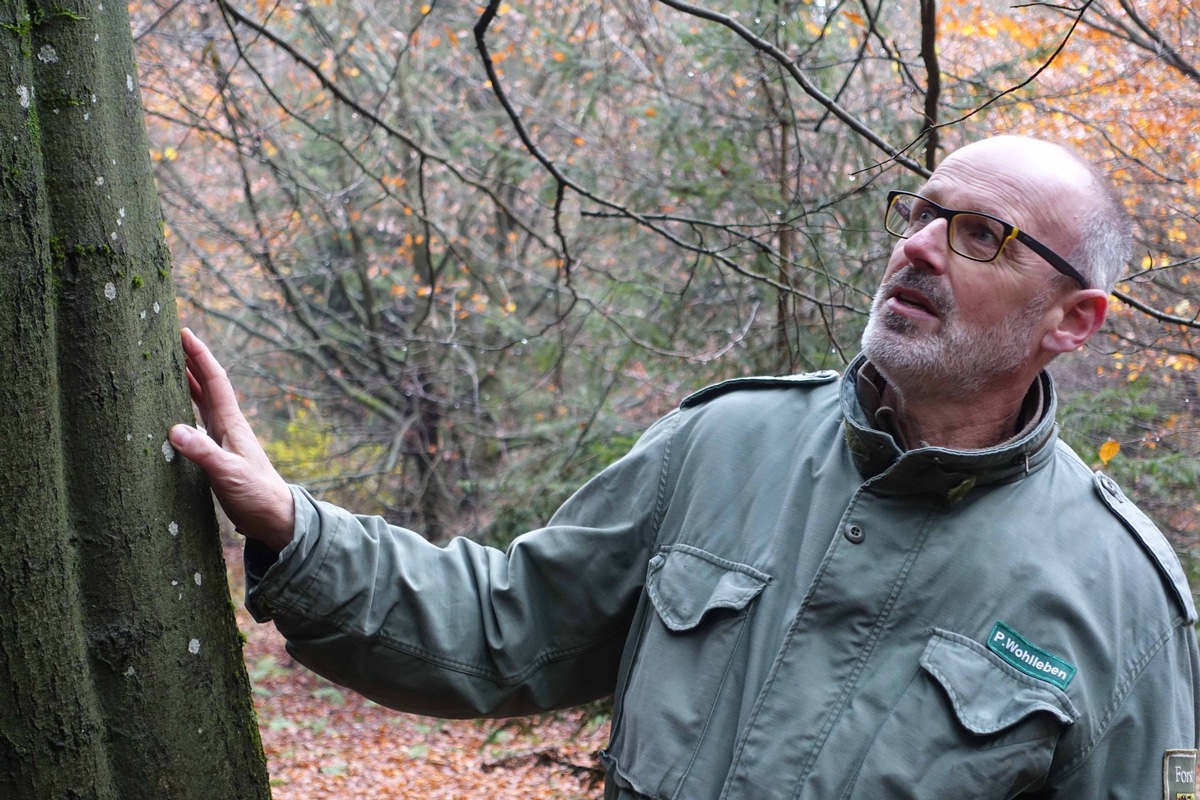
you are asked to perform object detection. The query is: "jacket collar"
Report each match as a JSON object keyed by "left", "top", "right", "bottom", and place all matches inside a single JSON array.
[{"left": 840, "top": 353, "right": 1059, "bottom": 501}]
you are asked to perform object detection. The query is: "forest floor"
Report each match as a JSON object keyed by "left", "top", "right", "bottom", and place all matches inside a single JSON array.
[{"left": 224, "top": 540, "right": 610, "bottom": 799}]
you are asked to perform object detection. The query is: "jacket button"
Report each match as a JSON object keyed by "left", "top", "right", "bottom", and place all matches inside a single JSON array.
[{"left": 843, "top": 523, "right": 865, "bottom": 544}]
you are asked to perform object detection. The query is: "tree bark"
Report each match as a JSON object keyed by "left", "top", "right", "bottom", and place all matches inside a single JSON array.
[{"left": 0, "top": 0, "right": 271, "bottom": 796}]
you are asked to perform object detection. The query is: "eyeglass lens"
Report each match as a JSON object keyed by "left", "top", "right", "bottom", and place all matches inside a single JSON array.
[{"left": 886, "top": 195, "right": 1009, "bottom": 263}]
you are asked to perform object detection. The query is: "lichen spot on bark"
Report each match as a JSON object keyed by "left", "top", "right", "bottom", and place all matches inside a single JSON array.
[
  {"left": 37, "top": 45, "right": 58, "bottom": 64},
  {"left": 104, "top": 282, "right": 117, "bottom": 300},
  {"left": 169, "top": 521, "right": 179, "bottom": 536},
  {"left": 188, "top": 638, "right": 200, "bottom": 655},
  {"left": 162, "top": 439, "right": 175, "bottom": 462}
]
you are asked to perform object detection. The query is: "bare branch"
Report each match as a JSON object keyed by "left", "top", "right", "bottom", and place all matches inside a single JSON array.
[{"left": 1113, "top": 288, "right": 1200, "bottom": 330}]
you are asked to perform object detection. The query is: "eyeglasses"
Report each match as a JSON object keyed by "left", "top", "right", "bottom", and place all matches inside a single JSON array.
[{"left": 884, "top": 190, "right": 1088, "bottom": 288}]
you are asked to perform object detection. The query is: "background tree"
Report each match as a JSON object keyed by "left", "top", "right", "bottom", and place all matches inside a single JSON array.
[
  {"left": 0, "top": 0, "right": 270, "bottom": 795},
  {"left": 131, "top": 0, "right": 1198, "bottom": 563}
]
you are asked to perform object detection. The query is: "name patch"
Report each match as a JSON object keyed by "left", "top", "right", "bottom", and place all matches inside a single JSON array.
[
  {"left": 1164, "top": 749, "right": 1198, "bottom": 800},
  {"left": 987, "top": 622, "right": 1076, "bottom": 691}
]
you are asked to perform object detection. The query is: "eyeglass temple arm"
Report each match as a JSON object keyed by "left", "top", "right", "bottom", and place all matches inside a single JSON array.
[{"left": 1012, "top": 230, "right": 1089, "bottom": 288}]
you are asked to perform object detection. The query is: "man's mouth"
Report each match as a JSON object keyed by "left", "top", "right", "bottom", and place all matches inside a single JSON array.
[{"left": 887, "top": 286, "right": 940, "bottom": 319}]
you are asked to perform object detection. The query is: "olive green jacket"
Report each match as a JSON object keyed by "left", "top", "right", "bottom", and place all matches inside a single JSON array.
[{"left": 246, "top": 355, "right": 1199, "bottom": 799}]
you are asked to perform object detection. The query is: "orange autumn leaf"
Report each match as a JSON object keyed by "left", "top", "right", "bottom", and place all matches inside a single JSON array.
[{"left": 1098, "top": 440, "right": 1120, "bottom": 465}]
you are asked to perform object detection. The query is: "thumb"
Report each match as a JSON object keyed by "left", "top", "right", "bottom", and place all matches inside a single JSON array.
[{"left": 169, "top": 424, "right": 227, "bottom": 474}]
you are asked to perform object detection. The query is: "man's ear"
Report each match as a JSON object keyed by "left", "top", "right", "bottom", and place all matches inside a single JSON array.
[{"left": 1042, "top": 289, "right": 1108, "bottom": 355}]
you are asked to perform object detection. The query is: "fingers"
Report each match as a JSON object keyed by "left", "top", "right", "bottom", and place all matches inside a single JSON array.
[
  {"left": 180, "top": 328, "right": 240, "bottom": 437},
  {"left": 172, "top": 329, "right": 297, "bottom": 550},
  {"left": 185, "top": 368, "right": 208, "bottom": 431},
  {"left": 169, "top": 423, "right": 228, "bottom": 474}
]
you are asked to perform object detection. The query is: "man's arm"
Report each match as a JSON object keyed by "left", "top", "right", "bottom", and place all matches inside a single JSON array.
[
  {"left": 170, "top": 328, "right": 676, "bottom": 717},
  {"left": 1045, "top": 621, "right": 1200, "bottom": 798},
  {"left": 168, "top": 328, "right": 295, "bottom": 551}
]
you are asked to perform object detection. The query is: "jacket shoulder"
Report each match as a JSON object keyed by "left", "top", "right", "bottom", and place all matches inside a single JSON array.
[
  {"left": 681, "top": 371, "right": 840, "bottom": 409},
  {"left": 1090, "top": 468, "right": 1196, "bottom": 623}
]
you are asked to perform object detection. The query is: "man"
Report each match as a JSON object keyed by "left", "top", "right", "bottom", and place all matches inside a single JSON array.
[{"left": 170, "top": 136, "right": 1199, "bottom": 798}]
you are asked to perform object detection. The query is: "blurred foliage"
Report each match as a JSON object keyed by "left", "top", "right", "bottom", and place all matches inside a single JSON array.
[
  {"left": 1055, "top": 364, "right": 1200, "bottom": 585},
  {"left": 132, "top": 0, "right": 1200, "bottom": 556},
  {"left": 478, "top": 425, "right": 643, "bottom": 548}
]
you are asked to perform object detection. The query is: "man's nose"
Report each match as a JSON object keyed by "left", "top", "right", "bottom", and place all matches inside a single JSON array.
[{"left": 901, "top": 218, "right": 950, "bottom": 275}]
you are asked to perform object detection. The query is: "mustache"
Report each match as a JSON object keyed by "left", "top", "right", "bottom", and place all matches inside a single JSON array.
[{"left": 877, "top": 267, "right": 952, "bottom": 317}]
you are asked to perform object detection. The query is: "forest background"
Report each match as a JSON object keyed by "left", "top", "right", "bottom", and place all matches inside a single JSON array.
[{"left": 131, "top": 0, "right": 1197, "bottom": 793}]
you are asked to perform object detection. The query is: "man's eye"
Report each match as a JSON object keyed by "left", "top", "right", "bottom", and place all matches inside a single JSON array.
[
  {"left": 960, "top": 217, "right": 1001, "bottom": 245},
  {"left": 911, "top": 203, "right": 936, "bottom": 223}
]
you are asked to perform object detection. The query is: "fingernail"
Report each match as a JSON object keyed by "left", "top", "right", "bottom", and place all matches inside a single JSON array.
[{"left": 169, "top": 425, "right": 191, "bottom": 447}]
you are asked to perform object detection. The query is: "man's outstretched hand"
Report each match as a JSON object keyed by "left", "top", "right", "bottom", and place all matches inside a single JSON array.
[{"left": 169, "top": 328, "right": 295, "bottom": 552}]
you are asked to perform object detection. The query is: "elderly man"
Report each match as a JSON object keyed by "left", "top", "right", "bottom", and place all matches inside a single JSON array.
[{"left": 171, "top": 135, "right": 1199, "bottom": 798}]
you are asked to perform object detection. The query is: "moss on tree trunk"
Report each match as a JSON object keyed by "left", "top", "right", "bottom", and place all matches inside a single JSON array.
[{"left": 0, "top": 1, "right": 271, "bottom": 796}]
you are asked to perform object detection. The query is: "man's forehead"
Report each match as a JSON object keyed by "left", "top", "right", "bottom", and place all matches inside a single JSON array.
[
  {"left": 916, "top": 171, "right": 1022, "bottom": 217},
  {"left": 918, "top": 153, "right": 1069, "bottom": 222},
  {"left": 924, "top": 138, "right": 1086, "bottom": 202}
]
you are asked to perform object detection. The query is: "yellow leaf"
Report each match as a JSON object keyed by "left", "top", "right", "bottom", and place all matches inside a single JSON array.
[{"left": 1098, "top": 440, "right": 1120, "bottom": 465}]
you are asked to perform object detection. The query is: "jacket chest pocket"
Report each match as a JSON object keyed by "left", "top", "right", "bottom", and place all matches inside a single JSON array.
[
  {"left": 604, "top": 545, "right": 769, "bottom": 799},
  {"left": 842, "top": 628, "right": 1079, "bottom": 800}
]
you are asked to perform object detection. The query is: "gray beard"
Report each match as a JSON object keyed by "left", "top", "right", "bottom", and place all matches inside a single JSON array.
[{"left": 861, "top": 268, "right": 1052, "bottom": 396}]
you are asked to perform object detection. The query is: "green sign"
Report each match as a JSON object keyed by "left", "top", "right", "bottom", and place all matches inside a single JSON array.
[{"left": 987, "top": 622, "right": 1076, "bottom": 691}]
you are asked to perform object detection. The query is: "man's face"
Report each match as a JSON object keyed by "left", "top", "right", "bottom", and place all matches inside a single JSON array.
[
  {"left": 862, "top": 264, "right": 1057, "bottom": 395},
  {"left": 862, "top": 139, "right": 1087, "bottom": 395}
]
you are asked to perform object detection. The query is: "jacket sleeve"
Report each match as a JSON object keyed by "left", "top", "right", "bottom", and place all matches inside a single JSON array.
[
  {"left": 1044, "top": 621, "right": 1200, "bottom": 798},
  {"left": 242, "top": 411, "right": 680, "bottom": 719}
]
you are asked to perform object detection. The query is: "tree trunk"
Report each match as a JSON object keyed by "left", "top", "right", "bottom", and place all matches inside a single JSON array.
[{"left": 0, "top": 0, "right": 271, "bottom": 797}]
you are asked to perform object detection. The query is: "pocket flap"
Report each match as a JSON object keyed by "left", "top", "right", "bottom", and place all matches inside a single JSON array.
[
  {"left": 921, "top": 629, "right": 1080, "bottom": 735},
  {"left": 645, "top": 545, "right": 769, "bottom": 632}
]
